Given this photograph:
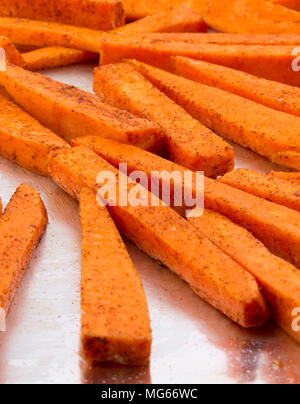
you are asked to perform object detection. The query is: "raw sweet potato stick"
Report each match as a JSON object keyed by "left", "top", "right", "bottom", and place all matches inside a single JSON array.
[
  {"left": 220, "top": 169, "right": 300, "bottom": 213},
  {"left": 129, "top": 60, "right": 300, "bottom": 170},
  {"left": 93, "top": 62, "right": 234, "bottom": 177},
  {"left": 72, "top": 136, "right": 300, "bottom": 268},
  {"left": 171, "top": 57, "right": 300, "bottom": 118},
  {"left": 204, "top": 0, "right": 300, "bottom": 34},
  {"left": 99, "top": 34, "right": 300, "bottom": 86},
  {"left": 0, "top": 0, "right": 125, "bottom": 30},
  {"left": 189, "top": 210, "right": 300, "bottom": 344},
  {"left": 80, "top": 187, "right": 151, "bottom": 365},
  {"left": 0, "top": 64, "right": 163, "bottom": 152},
  {"left": 22, "top": 47, "right": 98, "bottom": 71},
  {"left": 0, "top": 184, "right": 48, "bottom": 314},
  {"left": 48, "top": 146, "right": 270, "bottom": 328},
  {"left": 0, "top": 92, "right": 69, "bottom": 176}
]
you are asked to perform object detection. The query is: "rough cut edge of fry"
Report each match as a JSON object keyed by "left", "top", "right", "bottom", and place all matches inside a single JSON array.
[
  {"left": 269, "top": 151, "right": 300, "bottom": 171},
  {"left": 71, "top": 136, "right": 300, "bottom": 269},
  {"left": 93, "top": 63, "right": 234, "bottom": 177},
  {"left": 0, "top": 36, "right": 24, "bottom": 66},
  {"left": 120, "top": 32, "right": 300, "bottom": 45},
  {"left": 80, "top": 187, "right": 151, "bottom": 365},
  {"left": 114, "top": 5, "right": 207, "bottom": 34},
  {"left": 48, "top": 146, "right": 270, "bottom": 328},
  {"left": 268, "top": 172, "right": 300, "bottom": 185},
  {"left": 0, "top": 0, "right": 125, "bottom": 30},
  {"left": 0, "top": 63, "right": 163, "bottom": 152},
  {"left": 129, "top": 59, "right": 300, "bottom": 170},
  {"left": 220, "top": 168, "right": 300, "bottom": 213},
  {"left": 189, "top": 209, "right": 300, "bottom": 344},
  {"left": 99, "top": 34, "right": 300, "bottom": 86},
  {"left": 204, "top": 0, "right": 300, "bottom": 34},
  {"left": 0, "top": 17, "right": 104, "bottom": 53},
  {"left": 0, "top": 92, "right": 69, "bottom": 176},
  {"left": 22, "top": 47, "right": 98, "bottom": 71},
  {"left": 171, "top": 57, "right": 300, "bottom": 118},
  {"left": 0, "top": 184, "right": 48, "bottom": 313}
]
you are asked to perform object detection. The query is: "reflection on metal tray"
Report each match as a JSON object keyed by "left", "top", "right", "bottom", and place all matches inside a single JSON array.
[{"left": 0, "top": 65, "right": 299, "bottom": 384}]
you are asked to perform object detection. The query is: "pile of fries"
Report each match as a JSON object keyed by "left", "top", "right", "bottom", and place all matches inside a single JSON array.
[{"left": 0, "top": 0, "right": 300, "bottom": 367}]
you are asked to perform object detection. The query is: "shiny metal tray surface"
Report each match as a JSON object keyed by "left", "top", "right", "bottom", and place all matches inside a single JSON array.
[{"left": 0, "top": 64, "right": 299, "bottom": 384}]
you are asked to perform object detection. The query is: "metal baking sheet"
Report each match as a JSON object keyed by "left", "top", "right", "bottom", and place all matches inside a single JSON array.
[{"left": 0, "top": 63, "right": 299, "bottom": 385}]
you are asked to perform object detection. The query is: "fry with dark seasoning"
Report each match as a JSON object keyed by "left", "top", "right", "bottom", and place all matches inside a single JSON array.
[
  {"left": 93, "top": 62, "right": 234, "bottom": 177},
  {"left": 0, "top": 92, "right": 69, "bottom": 176},
  {"left": 0, "top": 64, "right": 163, "bottom": 152},
  {"left": 48, "top": 146, "right": 270, "bottom": 328},
  {"left": 128, "top": 59, "right": 300, "bottom": 170},
  {"left": 80, "top": 187, "right": 151, "bottom": 365},
  {"left": 0, "top": 0, "right": 125, "bottom": 30},
  {"left": 220, "top": 168, "right": 300, "bottom": 213},
  {"left": 71, "top": 136, "right": 300, "bottom": 269},
  {"left": 268, "top": 172, "right": 300, "bottom": 185},
  {"left": 0, "top": 184, "right": 48, "bottom": 315},
  {"left": 0, "top": 36, "right": 24, "bottom": 66}
]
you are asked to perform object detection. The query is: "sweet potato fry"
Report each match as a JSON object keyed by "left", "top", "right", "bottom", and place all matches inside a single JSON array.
[
  {"left": 189, "top": 210, "right": 300, "bottom": 344},
  {"left": 23, "top": 47, "right": 98, "bottom": 71},
  {"left": 80, "top": 187, "right": 151, "bottom": 365},
  {"left": 171, "top": 57, "right": 300, "bottom": 118},
  {"left": 72, "top": 136, "right": 300, "bottom": 268},
  {"left": 269, "top": 151, "right": 300, "bottom": 171},
  {"left": 0, "top": 36, "right": 23, "bottom": 66},
  {"left": 115, "top": 6, "right": 207, "bottom": 34},
  {"left": 268, "top": 172, "right": 300, "bottom": 185},
  {"left": 0, "top": 17, "right": 103, "bottom": 53},
  {"left": 0, "top": 92, "right": 69, "bottom": 176},
  {"left": 204, "top": 0, "right": 300, "bottom": 34},
  {"left": 0, "top": 0, "right": 125, "bottom": 30},
  {"left": 122, "top": 0, "right": 182, "bottom": 20},
  {"left": 93, "top": 62, "right": 233, "bottom": 177},
  {"left": 129, "top": 60, "right": 300, "bottom": 170},
  {"left": 126, "top": 32, "right": 300, "bottom": 45},
  {"left": 48, "top": 146, "right": 270, "bottom": 328},
  {"left": 270, "top": 0, "right": 300, "bottom": 10},
  {"left": 220, "top": 168, "right": 300, "bottom": 213},
  {"left": 0, "top": 64, "right": 163, "bottom": 152},
  {"left": 99, "top": 34, "right": 300, "bottom": 86},
  {"left": 0, "top": 184, "right": 48, "bottom": 314}
]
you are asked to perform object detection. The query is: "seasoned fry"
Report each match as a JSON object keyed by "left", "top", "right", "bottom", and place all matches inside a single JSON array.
[
  {"left": 269, "top": 151, "right": 300, "bottom": 171},
  {"left": 99, "top": 34, "right": 300, "bottom": 86},
  {"left": 204, "top": 0, "right": 300, "bottom": 34},
  {"left": 23, "top": 47, "right": 98, "bottom": 71},
  {"left": 0, "top": 0, "right": 125, "bottom": 30},
  {"left": 72, "top": 136, "right": 300, "bottom": 268},
  {"left": 0, "top": 64, "right": 163, "bottom": 152},
  {"left": 80, "top": 187, "right": 151, "bottom": 365},
  {"left": 93, "top": 62, "right": 233, "bottom": 177},
  {"left": 171, "top": 57, "right": 300, "bottom": 118},
  {"left": 0, "top": 17, "right": 103, "bottom": 53},
  {"left": 0, "top": 184, "right": 48, "bottom": 314},
  {"left": 220, "top": 168, "right": 300, "bottom": 213},
  {"left": 48, "top": 146, "right": 270, "bottom": 328},
  {"left": 268, "top": 172, "right": 300, "bottom": 185},
  {"left": 0, "top": 93, "right": 69, "bottom": 176},
  {"left": 124, "top": 32, "right": 300, "bottom": 45},
  {"left": 115, "top": 6, "right": 207, "bottom": 34},
  {"left": 0, "top": 35, "right": 23, "bottom": 66},
  {"left": 129, "top": 60, "right": 300, "bottom": 170},
  {"left": 122, "top": 0, "right": 182, "bottom": 20},
  {"left": 270, "top": 0, "right": 300, "bottom": 10},
  {"left": 189, "top": 210, "right": 300, "bottom": 344}
]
